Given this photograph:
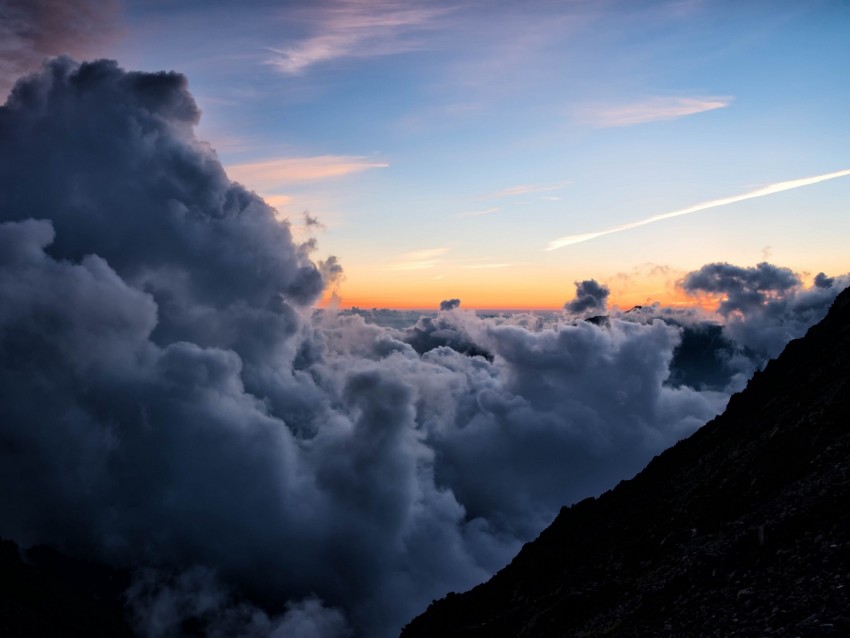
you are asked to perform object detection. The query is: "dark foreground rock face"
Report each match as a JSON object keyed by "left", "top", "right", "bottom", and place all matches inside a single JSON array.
[
  {"left": 0, "top": 539, "right": 133, "bottom": 637},
  {"left": 403, "top": 288, "right": 850, "bottom": 637}
]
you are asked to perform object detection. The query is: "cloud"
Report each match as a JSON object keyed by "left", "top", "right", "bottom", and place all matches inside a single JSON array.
[
  {"left": 681, "top": 261, "right": 800, "bottom": 315},
  {"left": 487, "top": 179, "right": 570, "bottom": 199},
  {"left": 439, "top": 298, "right": 461, "bottom": 311},
  {"left": 466, "top": 263, "right": 511, "bottom": 269},
  {"left": 581, "top": 95, "right": 732, "bottom": 128},
  {"left": 546, "top": 168, "right": 850, "bottom": 251},
  {"left": 400, "top": 311, "right": 494, "bottom": 362},
  {"left": 564, "top": 279, "right": 610, "bottom": 315},
  {"left": 460, "top": 207, "right": 501, "bottom": 217},
  {"left": 0, "top": 0, "right": 119, "bottom": 97},
  {"left": 263, "top": 194, "right": 294, "bottom": 209},
  {"left": 127, "top": 568, "right": 351, "bottom": 638},
  {"left": 390, "top": 247, "right": 449, "bottom": 270},
  {"left": 681, "top": 262, "right": 849, "bottom": 360},
  {"left": 227, "top": 155, "right": 388, "bottom": 191},
  {"left": 814, "top": 272, "right": 835, "bottom": 289},
  {"left": 0, "top": 59, "right": 846, "bottom": 638},
  {"left": 267, "top": 0, "right": 450, "bottom": 75}
]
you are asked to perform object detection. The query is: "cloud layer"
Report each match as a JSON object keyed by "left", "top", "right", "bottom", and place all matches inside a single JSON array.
[{"left": 0, "top": 59, "right": 846, "bottom": 638}]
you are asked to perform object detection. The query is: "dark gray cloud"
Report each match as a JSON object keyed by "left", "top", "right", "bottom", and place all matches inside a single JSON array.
[
  {"left": 0, "top": 0, "right": 120, "bottom": 98},
  {"left": 0, "top": 59, "right": 845, "bottom": 638},
  {"left": 304, "top": 211, "right": 325, "bottom": 229},
  {"left": 319, "top": 255, "right": 344, "bottom": 287},
  {"left": 127, "top": 568, "right": 350, "bottom": 638},
  {"left": 0, "top": 56, "right": 323, "bottom": 381},
  {"left": 681, "top": 262, "right": 799, "bottom": 316},
  {"left": 814, "top": 272, "right": 835, "bottom": 289},
  {"left": 400, "top": 306, "right": 494, "bottom": 361},
  {"left": 682, "top": 262, "right": 848, "bottom": 361},
  {"left": 439, "top": 298, "right": 461, "bottom": 311},
  {"left": 665, "top": 322, "right": 737, "bottom": 391},
  {"left": 564, "top": 279, "right": 610, "bottom": 314}
]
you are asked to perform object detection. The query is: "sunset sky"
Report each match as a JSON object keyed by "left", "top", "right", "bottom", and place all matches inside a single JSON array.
[
  {"left": 4, "top": 4, "right": 850, "bottom": 634},
  {"left": 10, "top": 0, "right": 850, "bottom": 308}
]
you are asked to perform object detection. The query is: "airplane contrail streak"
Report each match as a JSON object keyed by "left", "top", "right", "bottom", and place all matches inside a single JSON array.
[{"left": 545, "top": 168, "right": 850, "bottom": 251}]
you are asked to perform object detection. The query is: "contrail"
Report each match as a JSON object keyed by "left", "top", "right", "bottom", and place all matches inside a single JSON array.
[{"left": 545, "top": 168, "right": 850, "bottom": 251}]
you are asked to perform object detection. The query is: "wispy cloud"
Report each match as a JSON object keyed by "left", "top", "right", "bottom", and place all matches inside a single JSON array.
[
  {"left": 227, "top": 155, "right": 388, "bottom": 191},
  {"left": 581, "top": 96, "right": 732, "bottom": 128},
  {"left": 461, "top": 207, "right": 501, "bottom": 217},
  {"left": 262, "top": 194, "right": 294, "bottom": 209},
  {"left": 390, "top": 247, "right": 449, "bottom": 270},
  {"left": 546, "top": 168, "right": 850, "bottom": 251},
  {"left": 466, "top": 263, "right": 512, "bottom": 269},
  {"left": 268, "top": 1, "right": 450, "bottom": 74},
  {"left": 487, "top": 180, "right": 570, "bottom": 199}
]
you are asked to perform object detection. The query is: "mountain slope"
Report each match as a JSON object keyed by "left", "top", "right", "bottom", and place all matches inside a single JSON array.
[
  {"left": 402, "top": 287, "right": 850, "bottom": 637},
  {"left": 0, "top": 540, "right": 133, "bottom": 637}
]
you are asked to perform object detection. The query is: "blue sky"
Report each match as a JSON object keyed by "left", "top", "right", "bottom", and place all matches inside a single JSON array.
[
  {"left": 41, "top": 0, "right": 850, "bottom": 307},
  {"left": 2, "top": 5, "right": 850, "bottom": 634}
]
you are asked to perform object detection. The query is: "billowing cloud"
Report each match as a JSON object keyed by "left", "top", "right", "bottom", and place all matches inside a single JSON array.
[
  {"left": 0, "top": 0, "right": 119, "bottom": 97},
  {"left": 0, "top": 59, "right": 846, "bottom": 638},
  {"left": 681, "top": 261, "right": 800, "bottom": 314},
  {"left": 440, "top": 298, "right": 461, "bottom": 311},
  {"left": 682, "top": 262, "right": 848, "bottom": 360},
  {"left": 581, "top": 95, "right": 732, "bottom": 128},
  {"left": 546, "top": 168, "right": 850, "bottom": 251},
  {"left": 814, "top": 272, "right": 835, "bottom": 289},
  {"left": 564, "top": 279, "right": 610, "bottom": 315}
]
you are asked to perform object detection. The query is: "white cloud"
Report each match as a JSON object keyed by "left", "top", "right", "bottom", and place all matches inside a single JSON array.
[
  {"left": 227, "top": 155, "right": 388, "bottom": 191},
  {"left": 581, "top": 95, "right": 732, "bottom": 128},
  {"left": 547, "top": 168, "right": 850, "bottom": 251},
  {"left": 390, "top": 247, "right": 449, "bottom": 270},
  {"left": 460, "top": 207, "right": 501, "bottom": 217},
  {"left": 267, "top": 0, "right": 450, "bottom": 74},
  {"left": 486, "top": 180, "right": 570, "bottom": 199}
]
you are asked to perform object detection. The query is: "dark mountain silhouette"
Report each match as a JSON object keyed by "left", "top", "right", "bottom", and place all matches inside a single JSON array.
[
  {"left": 402, "top": 287, "right": 850, "bottom": 637},
  {"left": 0, "top": 539, "right": 133, "bottom": 636}
]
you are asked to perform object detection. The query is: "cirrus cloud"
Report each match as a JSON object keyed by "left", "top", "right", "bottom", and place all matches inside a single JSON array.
[
  {"left": 227, "top": 155, "right": 389, "bottom": 191},
  {"left": 267, "top": 0, "right": 451, "bottom": 75},
  {"left": 579, "top": 95, "right": 732, "bottom": 128}
]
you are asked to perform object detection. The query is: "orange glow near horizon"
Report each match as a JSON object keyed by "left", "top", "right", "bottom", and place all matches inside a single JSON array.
[{"left": 318, "top": 271, "right": 721, "bottom": 313}]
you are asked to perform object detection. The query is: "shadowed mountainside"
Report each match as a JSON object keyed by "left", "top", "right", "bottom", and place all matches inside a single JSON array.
[
  {"left": 0, "top": 540, "right": 133, "bottom": 637},
  {"left": 403, "top": 287, "right": 850, "bottom": 637}
]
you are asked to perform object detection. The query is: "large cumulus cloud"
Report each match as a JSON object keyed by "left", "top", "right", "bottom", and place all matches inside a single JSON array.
[{"left": 0, "top": 58, "right": 846, "bottom": 638}]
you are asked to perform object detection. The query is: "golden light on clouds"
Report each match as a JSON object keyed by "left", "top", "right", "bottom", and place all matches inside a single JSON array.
[{"left": 227, "top": 155, "right": 388, "bottom": 191}]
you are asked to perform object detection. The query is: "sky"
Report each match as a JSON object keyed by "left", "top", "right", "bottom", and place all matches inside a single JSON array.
[
  {"left": 5, "top": 0, "right": 847, "bottom": 309},
  {"left": 2, "top": 3, "right": 850, "bottom": 637}
]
